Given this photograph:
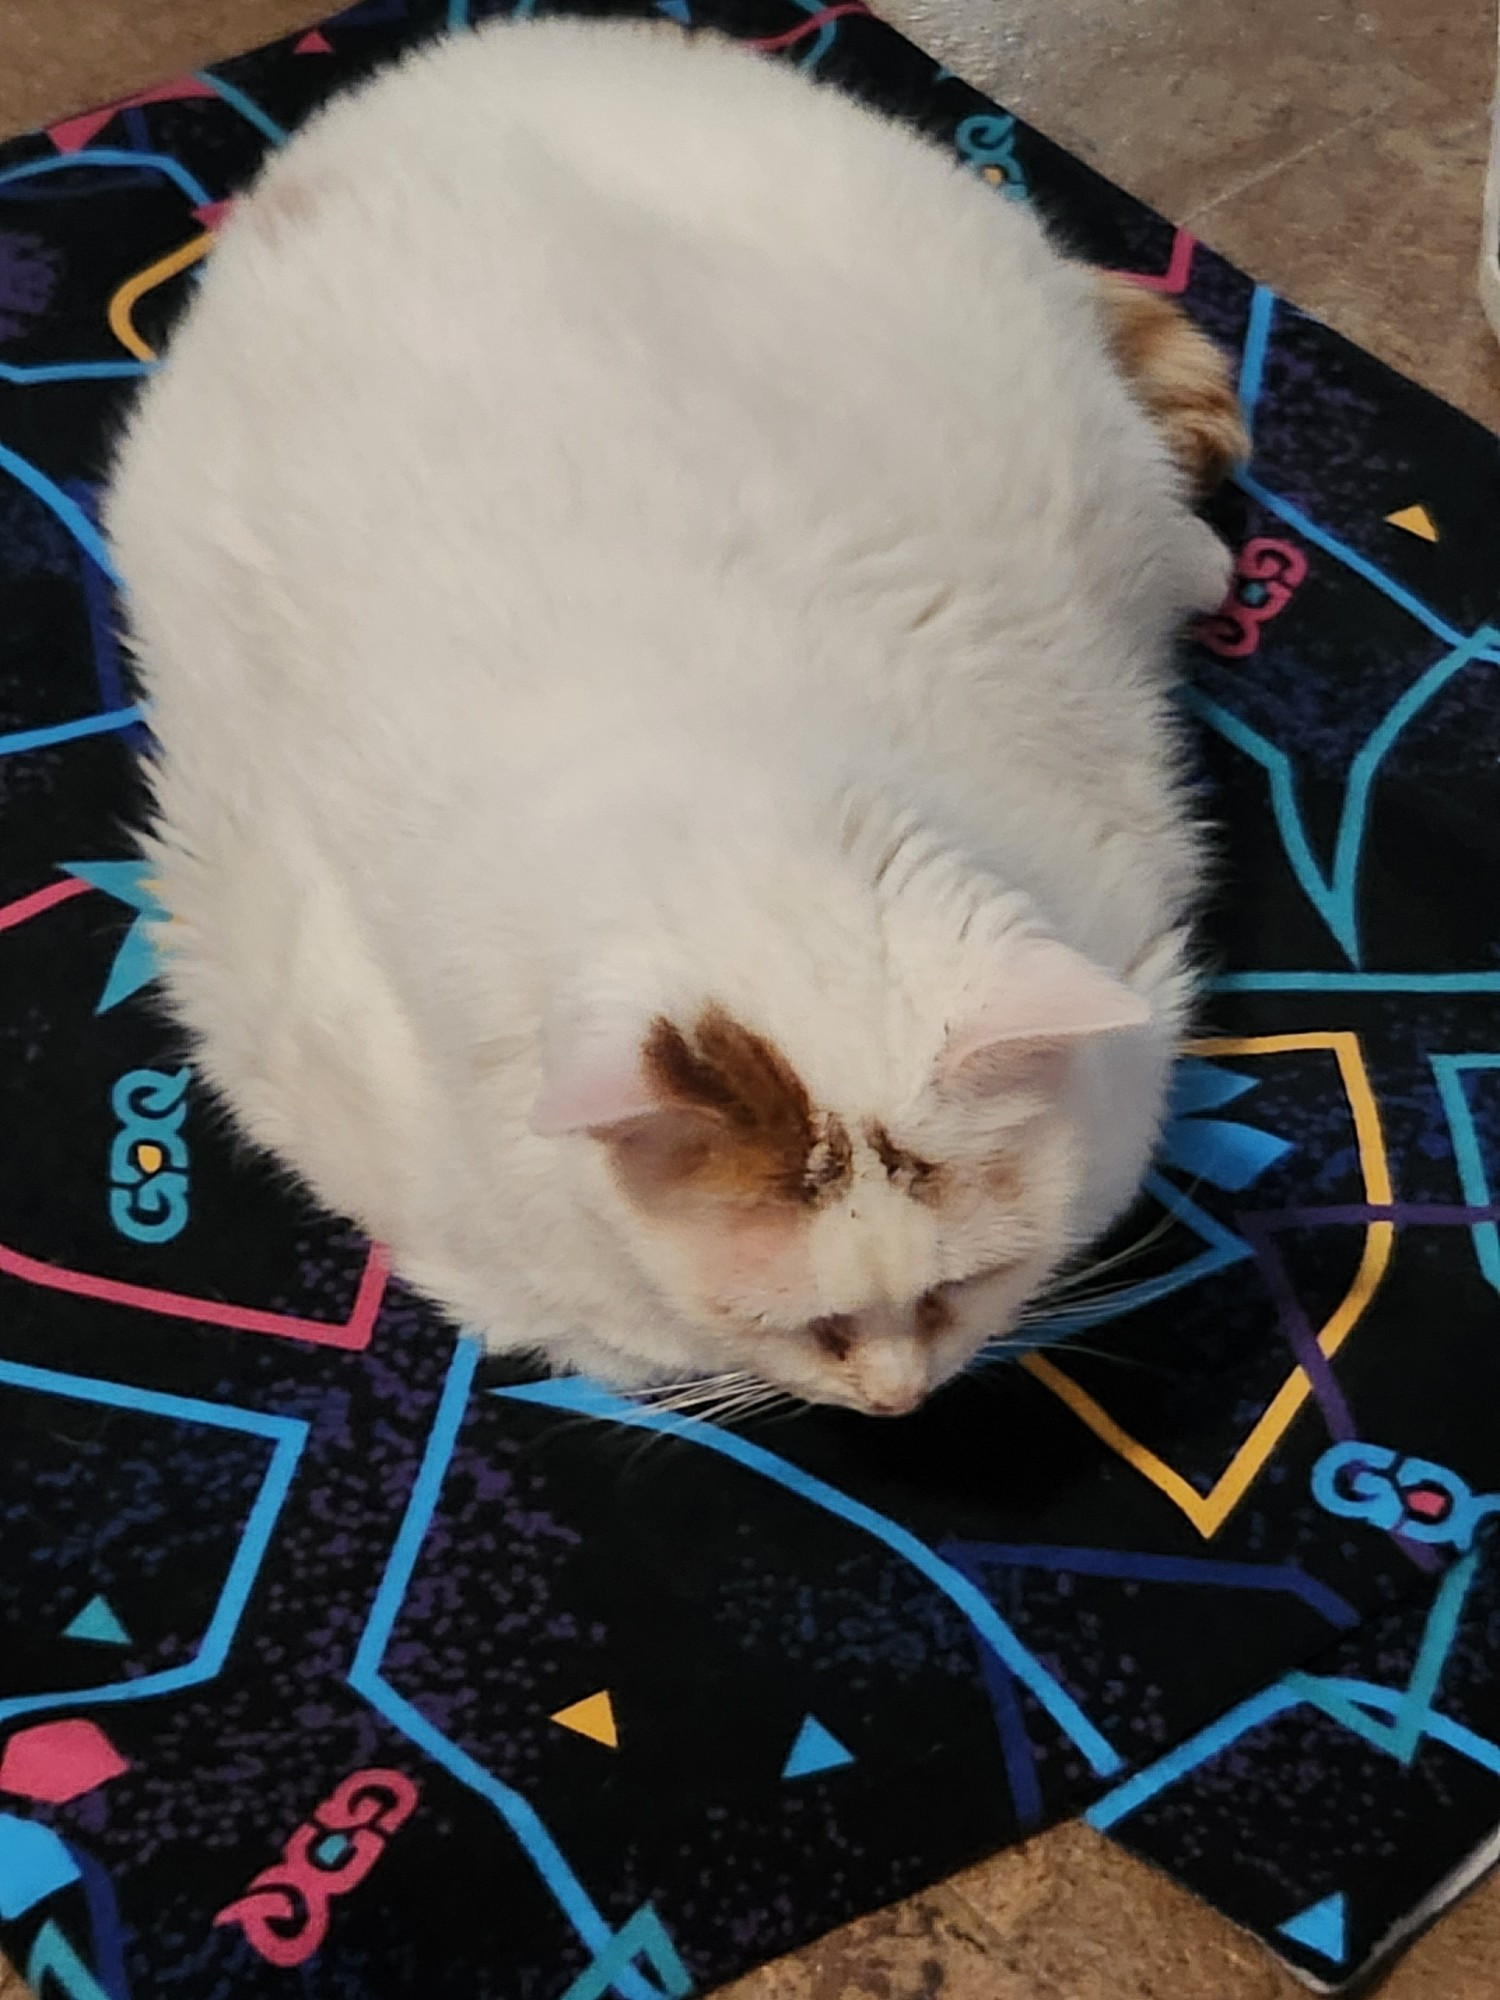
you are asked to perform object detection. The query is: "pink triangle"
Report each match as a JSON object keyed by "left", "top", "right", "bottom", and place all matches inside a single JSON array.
[
  {"left": 296, "top": 29, "right": 334, "bottom": 53},
  {"left": 0, "top": 1718, "right": 130, "bottom": 1803},
  {"left": 47, "top": 109, "right": 114, "bottom": 153},
  {"left": 193, "top": 199, "right": 236, "bottom": 231},
  {"left": 48, "top": 75, "right": 216, "bottom": 153}
]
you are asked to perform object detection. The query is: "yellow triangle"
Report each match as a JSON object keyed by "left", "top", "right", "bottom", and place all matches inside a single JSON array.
[
  {"left": 1385, "top": 503, "right": 1438, "bottom": 542},
  {"left": 550, "top": 1690, "right": 618, "bottom": 1748}
]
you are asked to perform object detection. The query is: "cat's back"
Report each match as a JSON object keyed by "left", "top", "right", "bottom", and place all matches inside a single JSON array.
[
  {"left": 109, "top": 16, "right": 1122, "bottom": 694},
  {"left": 110, "top": 19, "right": 1198, "bottom": 953},
  {"left": 106, "top": 20, "right": 1212, "bottom": 1229}
]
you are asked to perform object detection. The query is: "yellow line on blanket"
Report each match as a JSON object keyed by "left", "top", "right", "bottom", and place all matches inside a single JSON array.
[
  {"left": 108, "top": 232, "right": 214, "bottom": 362},
  {"left": 1023, "top": 1030, "right": 1394, "bottom": 1537}
]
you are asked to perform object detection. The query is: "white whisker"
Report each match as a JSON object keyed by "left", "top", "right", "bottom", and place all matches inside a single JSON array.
[
  {"left": 1040, "top": 1206, "right": 1181, "bottom": 1300},
  {"left": 1020, "top": 1271, "right": 1165, "bottom": 1322},
  {"left": 632, "top": 1371, "right": 755, "bottom": 1417},
  {"left": 636, "top": 1370, "right": 749, "bottom": 1398},
  {"left": 697, "top": 1381, "right": 794, "bottom": 1428}
]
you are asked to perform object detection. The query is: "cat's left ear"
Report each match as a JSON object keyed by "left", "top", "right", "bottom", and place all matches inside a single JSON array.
[
  {"left": 937, "top": 937, "right": 1150, "bottom": 1104},
  {"left": 530, "top": 1013, "right": 661, "bottom": 1136}
]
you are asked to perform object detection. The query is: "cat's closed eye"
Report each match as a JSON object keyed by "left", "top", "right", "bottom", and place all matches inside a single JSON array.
[
  {"left": 914, "top": 1290, "right": 951, "bottom": 1338},
  {"left": 808, "top": 1267, "right": 1020, "bottom": 1357},
  {"left": 810, "top": 1314, "right": 855, "bottom": 1360}
]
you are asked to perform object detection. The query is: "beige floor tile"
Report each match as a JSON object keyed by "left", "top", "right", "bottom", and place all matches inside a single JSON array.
[
  {"left": 1188, "top": 98, "right": 1500, "bottom": 431},
  {"left": 0, "top": 0, "right": 323, "bottom": 138},
  {"left": 1381, "top": 1868, "right": 1500, "bottom": 2000},
  {"left": 708, "top": 1828, "right": 1320, "bottom": 1999},
  {"left": 945, "top": 1825, "right": 1305, "bottom": 2000},
  {"left": 881, "top": 0, "right": 1429, "bottom": 219},
  {"left": 877, "top": 0, "right": 1500, "bottom": 431},
  {"left": 1337, "top": 0, "right": 1496, "bottom": 111},
  {"left": 711, "top": 1883, "right": 1035, "bottom": 2000}
]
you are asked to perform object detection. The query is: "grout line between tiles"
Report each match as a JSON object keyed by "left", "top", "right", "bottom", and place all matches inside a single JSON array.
[{"left": 1180, "top": 102, "right": 1394, "bottom": 231}]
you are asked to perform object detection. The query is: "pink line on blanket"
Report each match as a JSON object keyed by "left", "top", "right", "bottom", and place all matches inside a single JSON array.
[
  {"left": 1121, "top": 227, "right": 1196, "bottom": 295},
  {"left": 0, "top": 1238, "right": 391, "bottom": 1349},
  {"left": 1, "top": 871, "right": 391, "bottom": 1349},
  {"left": 744, "top": 4, "right": 873, "bottom": 51},
  {"left": 0, "top": 875, "right": 92, "bottom": 933}
]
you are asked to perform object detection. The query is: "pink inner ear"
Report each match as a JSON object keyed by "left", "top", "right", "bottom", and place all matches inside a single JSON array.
[
  {"left": 939, "top": 937, "right": 1151, "bottom": 1099},
  {"left": 530, "top": 1020, "right": 663, "bottom": 1137}
]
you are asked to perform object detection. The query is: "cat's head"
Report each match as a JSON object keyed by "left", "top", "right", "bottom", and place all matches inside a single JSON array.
[{"left": 531, "top": 913, "right": 1154, "bottom": 1415}]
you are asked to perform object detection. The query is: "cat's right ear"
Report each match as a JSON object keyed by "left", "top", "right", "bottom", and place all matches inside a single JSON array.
[{"left": 935, "top": 935, "right": 1150, "bottom": 1107}]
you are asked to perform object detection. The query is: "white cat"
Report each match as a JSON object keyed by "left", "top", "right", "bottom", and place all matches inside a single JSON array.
[{"left": 106, "top": 18, "right": 1245, "bottom": 1415}]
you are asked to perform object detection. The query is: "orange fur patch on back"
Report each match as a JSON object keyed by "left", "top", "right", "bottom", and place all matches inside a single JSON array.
[
  {"left": 633, "top": 1005, "right": 851, "bottom": 1209},
  {"left": 1091, "top": 271, "right": 1249, "bottom": 496}
]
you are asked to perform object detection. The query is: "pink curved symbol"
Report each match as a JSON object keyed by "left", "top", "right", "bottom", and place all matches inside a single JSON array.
[
  {"left": 745, "top": 3, "right": 872, "bottom": 51},
  {"left": 215, "top": 1876, "right": 328, "bottom": 1968},
  {"left": 214, "top": 1768, "right": 420, "bottom": 1966},
  {"left": 1197, "top": 536, "right": 1309, "bottom": 659},
  {"left": 283, "top": 1820, "right": 385, "bottom": 1896},
  {"left": 317, "top": 1768, "right": 419, "bottom": 1836}
]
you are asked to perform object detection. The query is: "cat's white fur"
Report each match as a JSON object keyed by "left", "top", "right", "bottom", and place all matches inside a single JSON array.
[{"left": 106, "top": 19, "right": 1229, "bottom": 1413}]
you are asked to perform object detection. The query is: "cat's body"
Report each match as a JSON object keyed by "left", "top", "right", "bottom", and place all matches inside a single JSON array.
[{"left": 107, "top": 20, "right": 1243, "bottom": 1411}]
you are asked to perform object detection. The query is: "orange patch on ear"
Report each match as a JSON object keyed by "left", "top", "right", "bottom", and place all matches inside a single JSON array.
[
  {"left": 1091, "top": 271, "right": 1249, "bottom": 496},
  {"left": 617, "top": 1005, "right": 850, "bottom": 1211}
]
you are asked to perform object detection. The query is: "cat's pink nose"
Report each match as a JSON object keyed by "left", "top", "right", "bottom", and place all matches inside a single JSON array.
[
  {"left": 851, "top": 1329, "right": 927, "bottom": 1416},
  {"left": 862, "top": 1385, "right": 923, "bottom": 1418}
]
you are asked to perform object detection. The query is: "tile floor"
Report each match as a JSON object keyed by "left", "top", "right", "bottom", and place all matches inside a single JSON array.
[
  {"left": 877, "top": 0, "right": 1500, "bottom": 432},
  {"left": 1, "top": 2, "right": 1497, "bottom": 1996}
]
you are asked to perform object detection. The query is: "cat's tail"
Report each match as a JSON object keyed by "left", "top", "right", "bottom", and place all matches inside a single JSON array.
[{"left": 1089, "top": 270, "right": 1250, "bottom": 499}]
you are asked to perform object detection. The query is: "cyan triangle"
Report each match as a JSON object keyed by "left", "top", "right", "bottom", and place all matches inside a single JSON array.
[
  {"left": 0, "top": 1813, "right": 80, "bottom": 1919},
  {"left": 63, "top": 1594, "right": 130, "bottom": 1647},
  {"left": 1158, "top": 1115, "right": 1292, "bottom": 1192},
  {"left": 61, "top": 861, "right": 167, "bottom": 1013},
  {"left": 781, "top": 1714, "right": 855, "bottom": 1781},
  {"left": 1278, "top": 1892, "right": 1347, "bottom": 1963},
  {"left": 94, "top": 922, "right": 162, "bottom": 1014},
  {"left": 60, "top": 859, "right": 159, "bottom": 909},
  {"left": 1167, "top": 1059, "right": 1259, "bottom": 1120}
]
